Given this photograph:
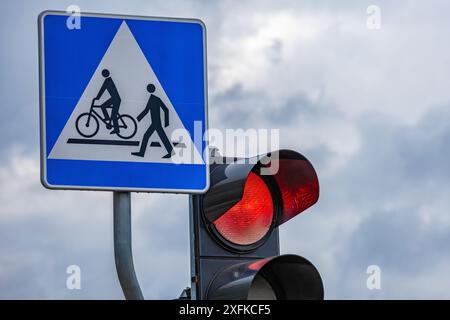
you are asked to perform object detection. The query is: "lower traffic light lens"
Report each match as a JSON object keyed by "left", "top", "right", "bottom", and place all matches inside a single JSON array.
[
  {"left": 247, "top": 274, "right": 277, "bottom": 300},
  {"left": 207, "top": 255, "right": 324, "bottom": 300},
  {"left": 212, "top": 172, "right": 274, "bottom": 246}
]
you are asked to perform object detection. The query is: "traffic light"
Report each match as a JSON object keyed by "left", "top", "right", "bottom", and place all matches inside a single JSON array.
[{"left": 189, "top": 149, "right": 324, "bottom": 300}]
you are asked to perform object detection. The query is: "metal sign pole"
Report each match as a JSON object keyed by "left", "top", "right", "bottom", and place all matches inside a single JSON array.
[
  {"left": 113, "top": 191, "right": 144, "bottom": 300},
  {"left": 188, "top": 195, "right": 198, "bottom": 300}
]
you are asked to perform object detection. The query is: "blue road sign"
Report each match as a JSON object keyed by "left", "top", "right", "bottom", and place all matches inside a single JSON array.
[{"left": 38, "top": 11, "right": 209, "bottom": 193}]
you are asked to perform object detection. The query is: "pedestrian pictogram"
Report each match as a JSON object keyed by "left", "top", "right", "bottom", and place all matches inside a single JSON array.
[{"left": 132, "top": 84, "right": 174, "bottom": 159}]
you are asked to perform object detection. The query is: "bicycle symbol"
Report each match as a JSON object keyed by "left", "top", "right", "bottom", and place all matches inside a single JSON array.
[{"left": 75, "top": 98, "right": 137, "bottom": 139}]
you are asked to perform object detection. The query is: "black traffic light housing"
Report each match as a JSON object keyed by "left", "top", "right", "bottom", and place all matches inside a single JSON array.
[{"left": 189, "top": 149, "right": 323, "bottom": 300}]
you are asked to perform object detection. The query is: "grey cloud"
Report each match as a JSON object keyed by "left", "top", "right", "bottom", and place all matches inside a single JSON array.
[
  {"left": 298, "top": 104, "right": 450, "bottom": 299},
  {"left": 1, "top": 0, "right": 450, "bottom": 300},
  {"left": 0, "top": 193, "right": 191, "bottom": 299}
]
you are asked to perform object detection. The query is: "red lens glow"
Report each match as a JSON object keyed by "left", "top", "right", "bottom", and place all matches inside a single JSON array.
[
  {"left": 248, "top": 258, "right": 270, "bottom": 271},
  {"left": 275, "top": 159, "right": 319, "bottom": 224},
  {"left": 213, "top": 172, "right": 274, "bottom": 246}
]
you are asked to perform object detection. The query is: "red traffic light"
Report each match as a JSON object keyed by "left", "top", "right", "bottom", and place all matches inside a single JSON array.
[
  {"left": 203, "top": 150, "right": 319, "bottom": 250},
  {"left": 191, "top": 149, "right": 323, "bottom": 300}
]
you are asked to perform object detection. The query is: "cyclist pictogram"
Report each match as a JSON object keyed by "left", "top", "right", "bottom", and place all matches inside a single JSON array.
[
  {"left": 75, "top": 69, "right": 137, "bottom": 140},
  {"left": 75, "top": 98, "right": 137, "bottom": 139}
]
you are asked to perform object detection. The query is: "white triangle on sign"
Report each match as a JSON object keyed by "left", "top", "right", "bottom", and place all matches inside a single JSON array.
[{"left": 49, "top": 21, "right": 204, "bottom": 165}]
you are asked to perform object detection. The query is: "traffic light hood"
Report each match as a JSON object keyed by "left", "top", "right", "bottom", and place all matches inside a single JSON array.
[{"left": 202, "top": 149, "right": 319, "bottom": 226}]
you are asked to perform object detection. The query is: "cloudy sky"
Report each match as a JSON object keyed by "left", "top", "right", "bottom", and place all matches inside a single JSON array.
[{"left": 1, "top": 0, "right": 450, "bottom": 299}]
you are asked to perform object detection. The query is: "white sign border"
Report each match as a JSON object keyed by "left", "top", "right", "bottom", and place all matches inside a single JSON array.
[{"left": 38, "top": 10, "right": 210, "bottom": 194}]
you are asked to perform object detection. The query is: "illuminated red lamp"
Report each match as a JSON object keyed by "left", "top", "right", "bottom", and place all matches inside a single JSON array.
[{"left": 213, "top": 172, "right": 274, "bottom": 246}]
